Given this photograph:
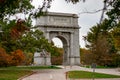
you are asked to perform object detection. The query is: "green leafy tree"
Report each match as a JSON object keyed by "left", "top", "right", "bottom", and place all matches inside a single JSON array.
[
  {"left": 106, "top": 0, "right": 120, "bottom": 27},
  {"left": 85, "top": 20, "right": 116, "bottom": 66},
  {"left": 84, "top": 0, "right": 120, "bottom": 66},
  {"left": 110, "top": 24, "right": 120, "bottom": 67},
  {"left": 19, "top": 30, "right": 52, "bottom": 53},
  {"left": 0, "top": 0, "right": 34, "bottom": 20},
  {"left": 85, "top": 20, "right": 120, "bottom": 67},
  {"left": 111, "top": 25, "right": 120, "bottom": 51}
]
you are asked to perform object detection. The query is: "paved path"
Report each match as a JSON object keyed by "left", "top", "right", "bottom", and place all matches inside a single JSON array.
[{"left": 21, "top": 66, "right": 120, "bottom": 80}]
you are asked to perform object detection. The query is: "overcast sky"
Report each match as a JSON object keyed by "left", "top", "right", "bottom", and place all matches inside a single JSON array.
[{"left": 32, "top": 0, "right": 104, "bottom": 48}]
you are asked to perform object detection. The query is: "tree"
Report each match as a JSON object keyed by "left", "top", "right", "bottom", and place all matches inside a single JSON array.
[
  {"left": 110, "top": 25, "right": 120, "bottom": 51},
  {"left": 0, "top": 19, "right": 30, "bottom": 53},
  {"left": 85, "top": 20, "right": 117, "bottom": 66},
  {"left": 18, "top": 30, "right": 53, "bottom": 53},
  {"left": 106, "top": 0, "right": 120, "bottom": 27},
  {"left": 0, "top": 0, "right": 33, "bottom": 20},
  {"left": 84, "top": 0, "right": 120, "bottom": 66}
]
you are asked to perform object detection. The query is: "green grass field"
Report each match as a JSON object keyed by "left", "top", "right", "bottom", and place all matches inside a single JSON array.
[
  {"left": 68, "top": 70, "right": 120, "bottom": 79},
  {"left": 0, "top": 70, "right": 32, "bottom": 80}
]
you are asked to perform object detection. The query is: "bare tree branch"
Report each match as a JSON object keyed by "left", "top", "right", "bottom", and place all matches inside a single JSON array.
[
  {"left": 99, "top": 0, "right": 108, "bottom": 24},
  {"left": 78, "top": 9, "right": 103, "bottom": 15},
  {"left": 78, "top": 0, "right": 110, "bottom": 16}
]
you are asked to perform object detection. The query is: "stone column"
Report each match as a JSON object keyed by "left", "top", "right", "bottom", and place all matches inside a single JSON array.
[
  {"left": 74, "top": 29, "right": 80, "bottom": 65},
  {"left": 44, "top": 31, "right": 51, "bottom": 65},
  {"left": 63, "top": 45, "right": 67, "bottom": 65},
  {"left": 45, "top": 56, "right": 51, "bottom": 65},
  {"left": 63, "top": 44, "right": 70, "bottom": 65},
  {"left": 69, "top": 32, "right": 75, "bottom": 65},
  {"left": 45, "top": 31, "right": 50, "bottom": 40},
  {"left": 67, "top": 45, "right": 70, "bottom": 65}
]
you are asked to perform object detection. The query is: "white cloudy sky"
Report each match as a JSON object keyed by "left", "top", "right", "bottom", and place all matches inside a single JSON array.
[{"left": 32, "top": 0, "right": 104, "bottom": 48}]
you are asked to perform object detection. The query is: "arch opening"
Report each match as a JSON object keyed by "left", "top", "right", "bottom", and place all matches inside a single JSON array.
[
  {"left": 51, "top": 36, "right": 69, "bottom": 65},
  {"left": 52, "top": 37, "right": 63, "bottom": 48}
]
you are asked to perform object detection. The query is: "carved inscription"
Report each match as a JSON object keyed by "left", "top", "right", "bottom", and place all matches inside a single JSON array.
[
  {"left": 49, "top": 16, "right": 71, "bottom": 25},
  {"left": 53, "top": 17, "right": 70, "bottom": 23}
]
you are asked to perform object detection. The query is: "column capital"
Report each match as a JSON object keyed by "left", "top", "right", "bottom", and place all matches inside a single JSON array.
[
  {"left": 45, "top": 31, "right": 49, "bottom": 33},
  {"left": 70, "top": 32, "right": 74, "bottom": 34}
]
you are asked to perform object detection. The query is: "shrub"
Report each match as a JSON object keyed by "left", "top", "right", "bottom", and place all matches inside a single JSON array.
[
  {"left": 11, "top": 49, "right": 25, "bottom": 66},
  {"left": 51, "top": 56, "right": 63, "bottom": 65},
  {"left": 24, "top": 52, "right": 33, "bottom": 65},
  {"left": 111, "top": 54, "right": 120, "bottom": 67},
  {"left": 0, "top": 48, "right": 12, "bottom": 67}
]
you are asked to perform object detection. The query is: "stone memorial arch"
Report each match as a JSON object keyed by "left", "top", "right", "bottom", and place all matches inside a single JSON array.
[{"left": 35, "top": 12, "right": 80, "bottom": 65}]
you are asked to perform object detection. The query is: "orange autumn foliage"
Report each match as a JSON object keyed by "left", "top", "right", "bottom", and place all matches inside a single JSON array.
[
  {"left": 0, "top": 48, "right": 12, "bottom": 67},
  {"left": 0, "top": 48, "right": 25, "bottom": 67},
  {"left": 11, "top": 49, "right": 25, "bottom": 66},
  {"left": 10, "top": 19, "right": 29, "bottom": 39}
]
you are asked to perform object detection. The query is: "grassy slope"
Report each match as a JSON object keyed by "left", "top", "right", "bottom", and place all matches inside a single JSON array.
[{"left": 0, "top": 70, "right": 32, "bottom": 80}]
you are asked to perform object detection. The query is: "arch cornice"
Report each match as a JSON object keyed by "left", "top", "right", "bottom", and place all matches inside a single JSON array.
[{"left": 36, "top": 25, "right": 80, "bottom": 29}]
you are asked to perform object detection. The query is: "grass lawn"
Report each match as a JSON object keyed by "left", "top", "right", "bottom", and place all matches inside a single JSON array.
[
  {"left": 85, "top": 65, "right": 111, "bottom": 68},
  {"left": 68, "top": 70, "right": 120, "bottom": 79},
  {"left": 0, "top": 70, "right": 32, "bottom": 80},
  {"left": 0, "top": 66, "right": 60, "bottom": 80}
]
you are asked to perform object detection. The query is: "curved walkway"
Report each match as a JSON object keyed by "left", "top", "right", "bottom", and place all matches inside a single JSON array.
[{"left": 21, "top": 66, "right": 120, "bottom": 80}]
